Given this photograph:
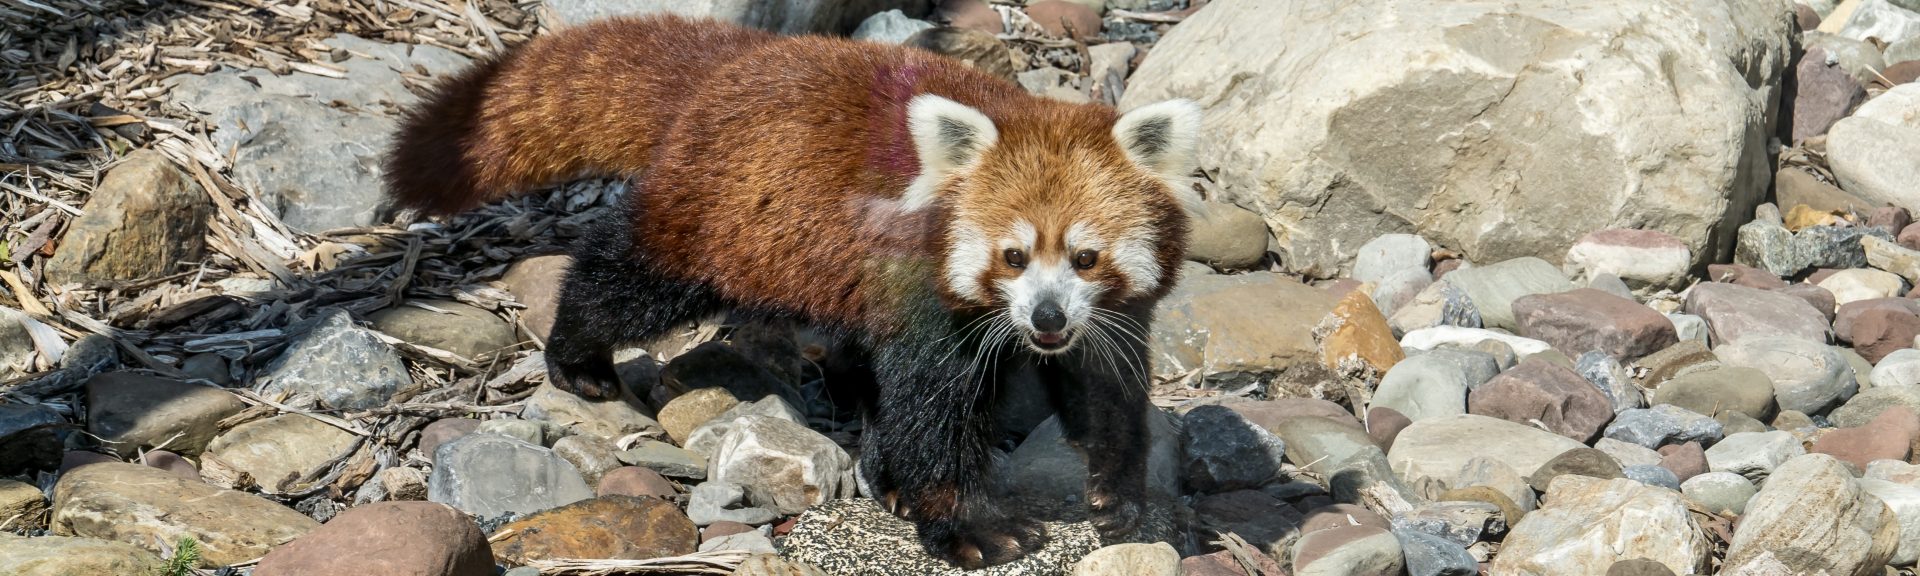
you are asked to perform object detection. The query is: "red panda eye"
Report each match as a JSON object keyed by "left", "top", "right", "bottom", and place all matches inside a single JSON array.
[
  {"left": 1004, "top": 249, "right": 1027, "bottom": 269},
  {"left": 1074, "top": 250, "right": 1099, "bottom": 269}
]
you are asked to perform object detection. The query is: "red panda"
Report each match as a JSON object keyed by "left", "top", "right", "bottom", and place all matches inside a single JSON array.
[{"left": 385, "top": 15, "right": 1200, "bottom": 568}]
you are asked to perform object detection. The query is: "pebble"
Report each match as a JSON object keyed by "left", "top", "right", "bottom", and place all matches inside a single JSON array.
[
  {"left": 0, "top": 534, "right": 165, "bottom": 575},
  {"left": 1491, "top": 477, "right": 1709, "bottom": 576},
  {"left": 1301, "top": 503, "right": 1390, "bottom": 534},
  {"left": 1871, "top": 348, "right": 1920, "bottom": 387},
  {"left": 1859, "top": 478, "right": 1920, "bottom": 566},
  {"left": 597, "top": 466, "right": 677, "bottom": 499},
  {"left": 657, "top": 387, "right": 739, "bottom": 445},
  {"left": 1393, "top": 528, "right": 1479, "bottom": 576},
  {"left": 1811, "top": 405, "right": 1919, "bottom": 470},
  {"left": 204, "top": 413, "right": 356, "bottom": 493},
  {"left": 1071, "top": 542, "right": 1180, "bottom": 576},
  {"left": 417, "top": 418, "right": 479, "bottom": 462},
  {"left": 1816, "top": 268, "right": 1908, "bottom": 307},
  {"left": 1722, "top": 454, "right": 1900, "bottom": 575},
  {"left": 1529, "top": 448, "right": 1626, "bottom": 493},
  {"left": 1607, "top": 558, "right": 1680, "bottom": 576},
  {"left": 709, "top": 416, "right": 854, "bottom": 515},
  {"left": 1651, "top": 366, "right": 1777, "bottom": 421},
  {"left": 252, "top": 502, "right": 492, "bottom": 576},
  {"left": 1185, "top": 202, "right": 1271, "bottom": 270},
  {"left": 491, "top": 496, "right": 697, "bottom": 564},
  {"left": 367, "top": 300, "right": 518, "bottom": 360},
  {"left": 1370, "top": 353, "right": 1474, "bottom": 421},
  {"left": 1439, "top": 257, "right": 1576, "bottom": 332},
  {"left": 42, "top": 150, "right": 211, "bottom": 286},
  {"left": 520, "top": 381, "right": 663, "bottom": 441},
  {"left": 1400, "top": 326, "right": 1551, "bottom": 357},
  {"left": 358, "top": 467, "right": 428, "bottom": 504},
  {"left": 1680, "top": 282, "right": 1833, "bottom": 345},
  {"left": 1829, "top": 385, "right": 1920, "bottom": 427},
  {"left": 1587, "top": 273, "right": 1636, "bottom": 300},
  {"left": 1601, "top": 405, "right": 1723, "bottom": 450},
  {"left": 1387, "top": 414, "right": 1584, "bottom": 487},
  {"left": 1560, "top": 229, "right": 1691, "bottom": 293},
  {"left": 1681, "top": 471, "right": 1758, "bottom": 515},
  {"left": 687, "top": 481, "right": 777, "bottom": 526},
  {"left": 1290, "top": 525, "right": 1405, "bottom": 576},
  {"left": 85, "top": 372, "right": 244, "bottom": 457},
  {"left": 257, "top": 309, "right": 413, "bottom": 410},
  {"left": 781, "top": 498, "right": 1099, "bottom": 575},
  {"left": 1707, "top": 263, "right": 1787, "bottom": 289},
  {"left": 1715, "top": 336, "right": 1856, "bottom": 416},
  {"left": 1468, "top": 358, "right": 1614, "bottom": 442},
  {"left": 1716, "top": 410, "right": 1771, "bottom": 435},
  {"left": 1180, "top": 549, "right": 1286, "bottom": 576},
  {"left": 1182, "top": 405, "right": 1288, "bottom": 493},
  {"left": 1512, "top": 288, "right": 1677, "bottom": 361},
  {"left": 1868, "top": 460, "right": 1920, "bottom": 485},
  {"left": 552, "top": 434, "right": 622, "bottom": 487},
  {"left": 1849, "top": 307, "right": 1920, "bottom": 364},
  {"left": 1388, "top": 281, "right": 1483, "bottom": 336},
  {"left": 1704, "top": 431, "right": 1805, "bottom": 484},
  {"left": 427, "top": 433, "right": 593, "bottom": 518},
  {"left": 618, "top": 440, "right": 709, "bottom": 480},
  {"left": 1352, "top": 234, "right": 1432, "bottom": 285},
  {"left": 1621, "top": 465, "right": 1681, "bottom": 491},
  {"left": 685, "top": 395, "right": 808, "bottom": 457},
  {"left": 1657, "top": 442, "right": 1709, "bottom": 482},
  {"left": 52, "top": 462, "right": 317, "bottom": 566}
]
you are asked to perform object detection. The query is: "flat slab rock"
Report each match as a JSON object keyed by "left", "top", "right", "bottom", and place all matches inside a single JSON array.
[
  {"left": 52, "top": 462, "right": 318, "bottom": 567},
  {"left": 781, "top": 498, "right": 1101, "bottom": 576}
]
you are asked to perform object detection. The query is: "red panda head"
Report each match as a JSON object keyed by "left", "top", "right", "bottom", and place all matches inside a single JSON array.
[{"left": 902, "top": 94, "right": 1202, "bottom": 354}]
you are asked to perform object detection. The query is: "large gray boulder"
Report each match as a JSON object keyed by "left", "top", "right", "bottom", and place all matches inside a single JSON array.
[{"left": 1121, "top": 0, "right": 1792, "bottom": 278}]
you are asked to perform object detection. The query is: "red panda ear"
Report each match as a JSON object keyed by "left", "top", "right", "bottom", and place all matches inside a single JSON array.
[
  {"left": 1114, "top": 99, "right": 1204, "bottom": 212},
  {"left": 902, "top": 94, "right": 999, "bottom": 212}
]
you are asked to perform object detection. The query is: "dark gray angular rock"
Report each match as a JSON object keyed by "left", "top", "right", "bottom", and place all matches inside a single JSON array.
[
  {"left": 1623, "top": 464, "right": 1682, "bottom": 491},
  {"left": 1393, "top": 528, "right": 1479, "bottom": 576},
  {"left": 1182, "top": 405, "right": 1288, "bottom": 493},
  {"left": 1603, "top": 405, "right": 1724, "bottom": 450}
]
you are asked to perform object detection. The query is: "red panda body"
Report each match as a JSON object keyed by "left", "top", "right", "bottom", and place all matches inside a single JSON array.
[{"left": 386, "top": 16, "right": 1201, "bottom": 568}]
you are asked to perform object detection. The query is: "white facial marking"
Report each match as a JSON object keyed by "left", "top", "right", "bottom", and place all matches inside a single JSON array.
[{"left": 944, "top": 220, "right": 992, "bottom": 303}]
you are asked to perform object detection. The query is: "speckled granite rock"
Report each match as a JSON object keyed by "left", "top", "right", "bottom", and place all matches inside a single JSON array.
[{"left": 780, "top": 498, "right": 1101, "bottom": 575}]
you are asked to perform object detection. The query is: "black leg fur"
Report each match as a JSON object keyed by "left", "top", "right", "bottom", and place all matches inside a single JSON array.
[
  {"left": 547, "top": 217, "right": 721, "bottom": 399},
  {"left": 861, "top": 311, "right": 1047, "bottom": 569},
  {"left": 1043, "top": 305, "right": 1155, "bottom": 538}
]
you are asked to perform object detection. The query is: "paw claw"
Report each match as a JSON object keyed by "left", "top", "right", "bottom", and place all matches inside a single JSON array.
[{"left": 923, "top": 516, "right": 1049, "bottom": 569}]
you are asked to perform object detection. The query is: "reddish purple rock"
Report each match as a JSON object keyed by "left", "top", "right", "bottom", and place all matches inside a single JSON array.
[
  {"left": 596, "top": 466, "right": 677, "bottom": 499},
  {"left": 1777, "top": 283, "right": 1837, "bottom": 323},
  {"left": 1812, "top": 406, "right": 1920, "bottom": 471},
  {"left": 1024, "top": 0, "right": 1101, "bottom": 38},
  {"left": 1469, "top": 358, "right": 1615, "bottom": 443},
  {"left": 1849, "top": 307, "right": 1920, "bottom": 363},
  {"left": 1366, "top": 406, "right": 1412, "bottom": 451},
  {"left": 1869, "top": 207, "right": 1913, "bottom": 236},
  {"left": 1835, "top": 298, "right": 1920, "bottom": 340},
  {"left": 1792, "top": 47, "right": 1868, "bottom": 143},
  {"left": 1657, "top": 441, "right": 1708, "bottom": 482},
  {"left": 1513, "top": 288, "right": 1679, "bottom": 361},
  {"left": 1707, "top": 264, "right": 1788, "bottom": 290},
  {"left": 1682, "top": 282, "right": 1832, "bottom": 345},
  {"left": 1902, "top": 222, "right": 1920, "bottom": 252}
]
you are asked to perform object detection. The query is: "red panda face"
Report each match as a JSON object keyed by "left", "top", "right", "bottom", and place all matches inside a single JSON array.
[{"left": 902, "top": 94, "right": 1202, "bottom": 354}]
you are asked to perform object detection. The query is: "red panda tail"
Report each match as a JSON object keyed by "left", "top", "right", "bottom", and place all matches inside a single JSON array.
[{"left": 383, "top": 53, "right": 516, "bottom": 215}]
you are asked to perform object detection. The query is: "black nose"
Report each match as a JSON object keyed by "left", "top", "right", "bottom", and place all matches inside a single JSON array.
[{"left": 1032, "top": 301, "right": 1067, "bottom": 333}]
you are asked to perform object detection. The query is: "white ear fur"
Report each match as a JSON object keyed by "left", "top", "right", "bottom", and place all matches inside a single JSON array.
[
  {"left": 1114, "top": 99, "right": 1205, "bottom": 212},
  {"left": 902, "top": 94, "right": 999, "bottom": 212}
]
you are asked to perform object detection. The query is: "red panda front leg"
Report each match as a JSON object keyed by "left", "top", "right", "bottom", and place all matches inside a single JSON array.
[
  {"left": 546, "top": 220, "right": 721, "bottom": 398},
  {"left": 863, "top": 335, "right": 1047, "bottom": 568},
  {"left": 1041, "top": 309, "right": 1155, "bottom": 538}
]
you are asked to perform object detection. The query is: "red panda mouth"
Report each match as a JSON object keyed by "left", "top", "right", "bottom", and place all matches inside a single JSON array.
[{"left": 1029, "top": 331, "right": 1071, "bottom": 352}]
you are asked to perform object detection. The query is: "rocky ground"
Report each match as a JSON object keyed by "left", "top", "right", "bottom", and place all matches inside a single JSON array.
[{"left": 4, "top": 0, "right": 1920, "bottom": 575}]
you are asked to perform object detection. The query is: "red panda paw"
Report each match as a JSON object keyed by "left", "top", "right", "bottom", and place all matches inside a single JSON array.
[
  {"left": 547, "top": 357, "right": 621, "bottom": 400},
  {"left": 920, "top": 514, "right": 1048, "bottom": 569},
  {"left": 1087, "top": 493, "right": 1143, "bottom": 538}
]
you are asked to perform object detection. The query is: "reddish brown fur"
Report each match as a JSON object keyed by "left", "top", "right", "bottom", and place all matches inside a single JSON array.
[{"left": 387, "top": 16, "right": 1187, "bottom": 330}]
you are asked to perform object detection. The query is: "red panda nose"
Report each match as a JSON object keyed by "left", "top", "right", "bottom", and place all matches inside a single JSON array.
[{"left": 1032, "top": 301, "right": 1067, "bottom": 333}]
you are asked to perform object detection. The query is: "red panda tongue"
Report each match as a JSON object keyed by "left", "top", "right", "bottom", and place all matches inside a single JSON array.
[{"left": 1035, "top": 332, "right": 1064, "bottom": 345}]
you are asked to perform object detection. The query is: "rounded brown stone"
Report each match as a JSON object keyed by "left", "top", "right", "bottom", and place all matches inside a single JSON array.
[
  {"left": 703, "top": 520, "right": 755, "bottom": 543},
  {"left": 139, "top": 450, "right": 200, "bottom": 481},
  {"left": 1811, "top": 405, "right": 1920, "bottom": 471},
  {"left": 1848, "top": 307, "right": 1920, "bottom": 364},
  {"left": 936, "top": 0, "right": 1003, "bottom": 33},
  {"left": 418, "top": 418, "right": 479, "bottom": 462},
  {"left": 1365, "top": 406, "right": 1412, "bottom": 450},
  {"left": 1025, "top": 0, "right": 1101, "bottom": 38},
  {"left": 596, "top": 466, "right": 677, "bottom": 499},
  {"left": 1656, "top": 442, "right": 1707, "bottom": 482},
  {"left": 253, "top": 502, "right": 491, "bottom": 576},
  {"left": 491, "top": 496, "right": 696, "bottom": 564}
]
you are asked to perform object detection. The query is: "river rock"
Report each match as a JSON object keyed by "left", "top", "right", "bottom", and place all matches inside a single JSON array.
[
  {"left": 1291, "top": 525, "right": 1405, "bottom": 576},
  {"left": 1817, "top": 268, "right": 1907, "bottom": 308},
  {"left": 688, "top": 481, "right": 777, "bottom": 526},
  {"left": 1829, "top": 84, "right": 1920, "bottom": 212},
  {"left": 1602, "top": 405, "right": 1724, "bottom": 450},
  {"left": 1370, "top": 352, "right": 1474, "bottom": 421},
  {"left": 1512, "top": 288, "right": 1677, "bottom": 361},
  {"left": 44, "top": 150, "right": 211, "bottom": 286},
  {"left": 1792, "top": 46, "right": 1869, "bottom": 143},
  {"left": 1393, "top": 528, "right": 1478, "bottom": 576},
  {"left": 1811, "top": 405, "right": 1920, "bottom": 470},
  {"left": 553, "top": 434, "right": 622, "bottom": 487},
  {"left": 1871, "top": 349, "right": 1920, "bottom": 387},
  {"left": 1121, "top": 0, "right": 1789, "bottom": 276},
  {"left": 1492, "top": 476, "right": 1709, "bottom": 576},
  {"left": 204, "top": 414, "right": 357, "bottom": 493},
  {"left": 710, "top": 415, "right": 854, "bottom": 515},
  {"left": 492, "top": 496, "right": 697, "bottom": 564},
  {"left": 1352, "top": 234, "right": 1432, "bottom": 285},
  {"left": 1149, "top": 273, "right": 1338, "bottom": 388},
  {"left": 428, "top": 433, "right": 593, "bottom": 518},
  {"left": 85, "top": 372, "right": 244, "bottom": 457},
  {"left": 1716, "top": 336, "right": 1857, "bottom": 415},
  {"left": 52, "top": 462, "right": 318, "bottom": 566},
  {"left": 619, "top": 440, "right": 708, "bottom": 479},
  {"left": 1681, "top": 282, "right": 1832, "bottom": 346},
  {"left": 368, "top": 300, "right": 519, "bottom": 360},
  {"left": 1387, "top": 414, "right": 1584, "bottom": 487},
  {"left": 257, "top": 309, "right": 412, "bottom": 410},
  {"left": 521, "top": 381, "right": 663, "bottom": 441},
  {"left": 1434, "top": 258, "right": 1576, "bottom": 332},
  {"left": 1723, "top": 454, "right": 1901, "bottom": 575},
  {"left": 1651, "top": 366, "right": 1777, "bottom": 421},
  {"left": 0, "top": 534, "right": 166, "bottom": 576},
  {"left": 1400, "top": 326, "right": 1551, "bottom": 357},
  {"left": 1468, "top": 358, "right": 1615, "bottom": 442},
  {"left": 1186, "top": 202, "right": 1272, "bottom": 270},
  {"left": 1561, "top": 229, "right": 1692, "bottom": 293},
  {"left": 252, "top": 502, "right": 492, "bottom": 576},
  {"left": 851, "top": 9, "right": 934, "bottom": 43},
  {"left": 1705, "top": 431, "right": 1805, "bottom": 484}
]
